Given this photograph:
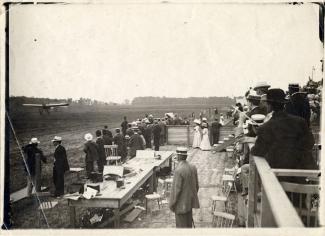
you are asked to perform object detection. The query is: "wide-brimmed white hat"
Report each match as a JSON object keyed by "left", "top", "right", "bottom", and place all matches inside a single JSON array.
[
  {"left": 193, "top": 119, "right": 201, "bottom": 124},
  {"left": 29, "top": 137, "right": 40, "bottom": 144},
  {"left": 51, "top": 136, "right": 62, "bottom": 142},
  {"left": 84, "top": 133, "right": 93, "bottom": 141},
  {"left": 202, "top": 117, "right": 207, "bottom": 121}
]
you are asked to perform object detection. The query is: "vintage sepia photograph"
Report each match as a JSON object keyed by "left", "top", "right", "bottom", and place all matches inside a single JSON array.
[{"left": 1, "top": 0, "right": 324, "bottom": 232}]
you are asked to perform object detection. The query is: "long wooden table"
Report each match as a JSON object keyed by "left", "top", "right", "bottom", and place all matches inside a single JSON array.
[{"left": 67, "top": 151, "right": 174, "bottom": 228}]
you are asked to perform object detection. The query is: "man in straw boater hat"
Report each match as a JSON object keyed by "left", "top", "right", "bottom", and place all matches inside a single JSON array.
[
  {"left": 23, "top": 137, "right": 47, "bottom": 197},
  {"left": 251, "top": 88, "right": 317, "bottom": 182},
  {"left": 169, "top": 147, "right": 200, "bottom": 228},
  {"left": 253, "top": 81, "right": 271, "bottom": 115},
  {"left": 83, "top": 133, "right": 99, "bottom": 178},
  {"left": 52, "top": 136, "right": 69, "bottom": 197}
]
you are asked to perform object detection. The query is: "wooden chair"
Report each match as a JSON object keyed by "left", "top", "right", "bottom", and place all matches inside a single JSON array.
[
  {"left": 211, "top": 182, "right": 233, "bottom": 213},
  {"left": 222, "top": 166, "right": 238, "bottom": 193},
  {"left": 212, "top": 211, "right": 235, "bottom": 227},
  {"left": 145, "top": 192, "right": 162, "bottom": 218},
  {"left": 104, "top": 145, "right": 121, "bottom": 165},
  {"left": 36, "top": 192, "right": 58, "bottom": 227},
  {"left": 280, "top": 181, "right": 320, "bottom": 227}
]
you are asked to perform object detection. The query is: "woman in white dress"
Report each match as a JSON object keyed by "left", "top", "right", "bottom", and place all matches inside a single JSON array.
[
  {"left": 200, "top": 123, "right": 211, "bottom": 151},
  {"left": 192, "top": 120, "right": 202, "bottom": 148}
]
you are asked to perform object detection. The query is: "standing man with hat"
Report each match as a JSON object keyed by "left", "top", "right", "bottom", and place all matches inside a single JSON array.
[
  {"left": 252, "top": 88, "right": 316, "bottom": 182},
  {"left": 285, "top": 83, "right": 311, "bottom": 127},
  {"left": 23, "top": 137, "right": 47, "bottom": 197},
  {"left": 253, "top": 81, "right": 270, "bottom": 115},
  {"left": 169, "top": 147, "right": 200, "bottom": 228},
  {"left": 152, "top": 120, "right": 162, "bottom": 151},
  {"left": 95, "top": 130, "right": 106, "bottom": 173},
  {"left": 121, "top": 116, "right": 128, "bottom": 137},
  {"left": 128, "top": 126, "right": 144, "bottom": 158},
  {"left": 52, "top": 136, "right": 70, "bottom": 197},
  {"left": 83, "top": 133, "right": 99, "bottom": 178}
]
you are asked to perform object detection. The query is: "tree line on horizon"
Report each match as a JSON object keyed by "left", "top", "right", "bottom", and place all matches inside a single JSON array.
[{"left": 9, "top": 95, "right": 235, "bottom": 107}]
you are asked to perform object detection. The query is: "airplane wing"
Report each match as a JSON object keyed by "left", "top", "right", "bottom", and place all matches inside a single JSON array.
[
  {"left": 22, "top": 104, "right": 44, "bottom": 107},
  {"left": 45, "top": 103, "right": 69, "bottom": 108}
]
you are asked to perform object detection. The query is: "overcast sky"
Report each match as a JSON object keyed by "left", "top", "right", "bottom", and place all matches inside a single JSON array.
[{"left": 9, "top": 3, "right": 323, "bottom": 103}]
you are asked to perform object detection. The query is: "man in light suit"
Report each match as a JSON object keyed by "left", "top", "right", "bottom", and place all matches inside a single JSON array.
[{"left": 169, "top": 147, "right": 200, "bottom": 228}]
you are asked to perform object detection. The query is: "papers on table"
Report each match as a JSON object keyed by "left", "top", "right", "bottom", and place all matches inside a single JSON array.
[
  {"left": 83, "top": 186, "right": 98, "bottom": 199},
  {"left": 64, "top": 192, "right": 81, "bottom": 201},
  {"left": 70, "top": 167, "right": 84, "bottom": 172},
  {"left": 136, "top": 150, "right": 155, "bottom": 158},
  {"left": 103, "top": 165, "right": 124, "bottom": 177},
  {"left": 90, "top": 214, "right": 103, "bottom": 224}
]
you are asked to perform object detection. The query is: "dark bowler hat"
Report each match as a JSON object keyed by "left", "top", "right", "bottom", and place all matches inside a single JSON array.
[
  {"left": 288, "top": 83, "right": 300, "bottom": 89},
  {"left": 266, "top": 88, "right": 288, "bottom": 103}
]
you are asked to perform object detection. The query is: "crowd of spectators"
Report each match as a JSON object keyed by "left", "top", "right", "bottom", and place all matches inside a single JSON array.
[{"left": 231, "top": 79, "right": 322, "bottom": 196}]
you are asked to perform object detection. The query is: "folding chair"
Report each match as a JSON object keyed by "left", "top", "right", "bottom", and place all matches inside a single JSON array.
[
  {"left": 211, "top": 182, "right": 233, "bottom": 213},
  {"left": 212, "top": 211, "right": 235, "bottom": 227}
]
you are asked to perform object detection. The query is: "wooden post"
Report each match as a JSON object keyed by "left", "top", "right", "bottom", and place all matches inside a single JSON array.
[
  {"left": 247, "top": 150, "right": 257, "bottom": 227},
  {"left": 113, "top": 209, "right": 120, "bottom": 228},
  {"left": 261, "top": 186, "right": 275, "bottom": 227},
  {"left": 166, "top": 126, "right": 169, "bottom": 145},
  {"left": 35, "top": 153, "right": 41, "bottom": 192},
  {"left": 148, "top": 174, "right": 154, "bottom": 194},
  {"left": 69, "top": 205, "right": 76, "bottom": 228}
]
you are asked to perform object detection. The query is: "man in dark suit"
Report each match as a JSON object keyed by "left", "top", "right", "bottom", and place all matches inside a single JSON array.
[
  {"left": 285, "top": 83, "right": 311, "bottom": 127},
  {"left": 23, "top": 138, "right": 47, "bottom": 197},
  {"left": 102, "top": 126, "right": 113, "bottom": 145},
  {"left": 152, "top": 120, "right": 162, "bottom": 151},
  {"left": 113, "top": 128, "right": 127, "bottom": 162},
  {"left": 52, "top": 136, "right": 69, "bottom": 197},
  {"left": 169, "top": 147, "right": 200, "bottom": 228},
  {"left": 121, "top": 116, "right": 128, "bottom": 136},
  {"left": 128, "top": 127, "right": 144, "bottom": 158},
  {"left": 95, "top": 130, "right": 106, "bottom": 173},
  {"left": 251, "top": 89, "right": 316, "bottom": 183},
  {"left": 144, "top": 120, "right": 153, "bottom": 149},
  {"left": 210, "top": 117, "right": 221, "bottom": 145},
  {"left": 83, "top": 133, "right": 99, "bottom": 178}
]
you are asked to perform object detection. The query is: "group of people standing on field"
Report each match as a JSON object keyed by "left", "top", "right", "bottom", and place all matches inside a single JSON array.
[{"left": 23, "top": 136, "right": 69, "bottom": 198}]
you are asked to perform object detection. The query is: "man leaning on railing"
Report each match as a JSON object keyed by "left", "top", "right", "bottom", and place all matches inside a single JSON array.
[{"left": 251, "top": 88, "right": 317, "bottom": 184}]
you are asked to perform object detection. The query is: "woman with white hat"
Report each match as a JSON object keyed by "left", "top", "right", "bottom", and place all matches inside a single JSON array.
[
  {"left": 199, "top": 123, "right": 211, "bottom": 151},
  {"left": 192, "top": 119, "right": 202, "bottom": 148},
  {"left": 83, "top": 133, "right": 99, "bottom": 178}
]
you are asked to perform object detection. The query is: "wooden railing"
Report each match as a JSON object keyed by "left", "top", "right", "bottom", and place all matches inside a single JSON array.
[
  {"left": 248, "top": 155, "right": 305, "bottom": 227},
  {"left": 247, "top": 154, "right": 321, "bottom": 227}
]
